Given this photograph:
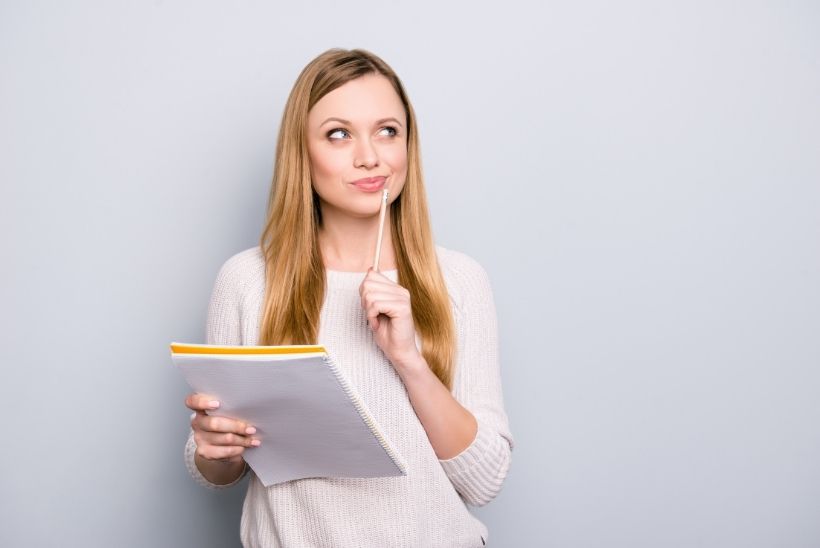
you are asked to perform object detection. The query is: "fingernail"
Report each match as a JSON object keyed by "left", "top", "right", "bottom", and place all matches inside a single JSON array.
[
  {"left": 245, "top": 426, "right": 256, "bottom": 435},
  {"left": 251, "top": 439, "right": 261, "bottom": 447},
  {"left": 208, "top": 401, "right": 220, "bottom": 409}
]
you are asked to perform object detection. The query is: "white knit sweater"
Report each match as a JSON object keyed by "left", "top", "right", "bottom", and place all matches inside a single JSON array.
[{"left": 184, "top": 246, "right": 514, "bottom": 548}]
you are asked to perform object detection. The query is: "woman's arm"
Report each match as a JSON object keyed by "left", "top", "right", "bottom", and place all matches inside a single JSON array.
[
  {"left": 183, "top": 251, "right": 259, "bottom": 490},
  {"left": 185, "top": 394, "right": 255, "bottom": 486},
  {"left": 391, "top": 354, "right": 478, "bottom": 460},
  {"left": 360, "top": 256, "right": 514, "bottom": 505},
  {"left": 433, "top": 254, "right": 514, "bottom": 506},
  {"left": 359, "top": 268, "right": 477, "bottom": 456}
]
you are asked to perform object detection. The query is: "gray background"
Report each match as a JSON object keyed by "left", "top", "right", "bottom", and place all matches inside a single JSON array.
[{"left": 1, "top": 1, "right": 818, "bottom": 546}]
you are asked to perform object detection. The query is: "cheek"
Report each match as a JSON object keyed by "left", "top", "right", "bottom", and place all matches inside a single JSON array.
[
  {"left": 386, "top": 150, "right": 408, "bottom": 195},
  {"left": 310, "top": 147, "right": 346, "bottom": 181},
  {"left": 384, "top": 147, "right": 408, "bottom": 172}
]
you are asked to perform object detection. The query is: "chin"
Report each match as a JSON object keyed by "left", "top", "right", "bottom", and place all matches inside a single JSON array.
[{"left": 319, "top": 201, "right": 382, "bottom": 220}]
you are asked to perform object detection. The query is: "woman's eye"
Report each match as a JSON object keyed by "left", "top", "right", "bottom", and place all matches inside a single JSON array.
[
  {"left": 327, "top": 128, "right": 350, "bottom": 140},
  {"left": 327, "top": 126, "right": 398, "bottom": 141}
]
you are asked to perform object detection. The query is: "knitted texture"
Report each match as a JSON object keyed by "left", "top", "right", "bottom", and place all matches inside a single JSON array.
[{"left": 184, "top": 246, "right": 514, "bottom": 548}]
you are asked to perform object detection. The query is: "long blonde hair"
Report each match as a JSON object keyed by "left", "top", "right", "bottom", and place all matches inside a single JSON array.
[{"left": 259, "top": 48, "right": 456, "bottom": 390}]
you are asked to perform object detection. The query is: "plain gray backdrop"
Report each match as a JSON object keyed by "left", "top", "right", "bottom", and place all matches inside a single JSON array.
[{"left": 1, "top": 1, "right": 818, "bottom": 546}]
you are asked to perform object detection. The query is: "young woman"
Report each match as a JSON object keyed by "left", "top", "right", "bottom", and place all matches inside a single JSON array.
[{"left": 184, "top": 48, "right": 514, "bottom": 548}]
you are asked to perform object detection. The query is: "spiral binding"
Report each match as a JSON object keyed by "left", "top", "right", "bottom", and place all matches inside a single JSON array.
[{"left": 322, "top": 354, "right": 407, "bottom": 475}]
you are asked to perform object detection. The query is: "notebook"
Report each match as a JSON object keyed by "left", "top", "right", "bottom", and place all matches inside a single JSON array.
[{"left": 171, "top": 342, "right": 407, "bottom": 487}]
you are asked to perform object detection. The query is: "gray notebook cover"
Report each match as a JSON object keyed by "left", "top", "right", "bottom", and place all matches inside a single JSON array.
[{"left": 174, "top": 351, "right": 406, "bottom": 486}]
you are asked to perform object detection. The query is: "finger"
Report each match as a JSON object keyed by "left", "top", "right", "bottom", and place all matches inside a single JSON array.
[
  {"left": 361, "top": 291, "right": 408, "bottom": 312},
  {"left": 185, "top": 393, "right": 221, "bottom": 412},
  {"left": 196, "top": 443, "right": 247, "bottom": 461},
  {"left": 361, "top": 273, "right": 405, "bottom": 291},
  {"left": 366, "top": 301, "right": 409, "bottom": 332},
  {"left": 362, "top": 294, "right": 408, "bottom": 332},
  {"left": 367, "top": 299, "right": 409, "bottom": 321},
  {"left": 190, "top": 410, "right": 206, "bottom": 426},
  {"left": 200, "top": 415, "right": 257, "bottom": 436},
  {"left": 359, "top": 270, "right": 405, "bottom": 294},
  {"left": 194, "top": 429, "right": 261, "bottom": 452},
  {"left": 361, "top": 281, "right": 410, "bottom": 303},
  {"left": 199, "top": 430, "right": 261, "bottom": 448},
  {"left": 362, "top": 282, "right": 411, "bottom": 303}
]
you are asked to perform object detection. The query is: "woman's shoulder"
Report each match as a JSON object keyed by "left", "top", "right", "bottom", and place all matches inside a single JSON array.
[
  {"left": 435, "top": 245, "right": 490, "bottom": 278},
  {"left": 220, "top": 246, "right": 264, "bottom": 269},
  {"left": 434, "top": 245, "right": 494, "bottom": 307},
  {"left": 212, "top": 246, "right": 266, "bottom": 293}
]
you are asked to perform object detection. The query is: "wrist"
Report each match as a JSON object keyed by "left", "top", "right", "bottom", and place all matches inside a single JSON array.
[
  {"left": 391, "top": 350, "right": 428, "bottom": 377},
  {"left": 195, "top": 453, "right": 246, "bottom": 485}
]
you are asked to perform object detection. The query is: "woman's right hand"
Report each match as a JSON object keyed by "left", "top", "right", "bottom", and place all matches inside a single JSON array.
[{"left": 185, "top": 393, "right": 261, "bottom": 465}]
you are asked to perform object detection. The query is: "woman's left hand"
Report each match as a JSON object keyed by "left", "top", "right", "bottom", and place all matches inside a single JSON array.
[{"left": 359, "top": 268, "right": 421, "bottom": 369}]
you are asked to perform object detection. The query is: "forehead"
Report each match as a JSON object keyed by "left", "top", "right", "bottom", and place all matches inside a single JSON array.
[{"left": 308, "top": 74, "right": 405, "bottom": 125}]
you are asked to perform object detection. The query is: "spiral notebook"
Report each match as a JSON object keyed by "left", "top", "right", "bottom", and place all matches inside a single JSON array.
[{"left": 171, "top": 342, "right": 407, "bottom": 486}]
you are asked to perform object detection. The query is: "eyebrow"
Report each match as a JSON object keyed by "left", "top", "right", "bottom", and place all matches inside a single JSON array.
[{"left": 320, "top": 116, "right": 404, "bottom": 128}]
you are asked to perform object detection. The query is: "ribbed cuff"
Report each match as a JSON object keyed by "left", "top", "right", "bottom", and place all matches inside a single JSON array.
[
  {"left": 184, "top": 431, "right": 248, "bottom": 490},
  {"left": 438, "top": 421, "right": 511, "bottom": 506}
]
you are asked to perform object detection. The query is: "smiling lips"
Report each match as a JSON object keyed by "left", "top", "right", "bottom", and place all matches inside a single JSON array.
[{"left": 350, "top": 176, "right": 387, "bottom": 192}]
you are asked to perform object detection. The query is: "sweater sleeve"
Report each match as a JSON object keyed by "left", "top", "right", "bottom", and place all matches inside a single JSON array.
[
  {"left": 183, "top": 253, "right": 251, "bottom": 490},
  {"left": 438, "top": 252, "right": 514, "bottom": 507}
]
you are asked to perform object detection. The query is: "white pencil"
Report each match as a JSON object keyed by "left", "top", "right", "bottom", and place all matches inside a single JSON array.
[{"left": 372, "top": 189, "right": 390, "bottom": 272}]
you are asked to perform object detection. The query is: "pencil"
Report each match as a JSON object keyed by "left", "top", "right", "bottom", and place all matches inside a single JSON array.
[{"left": 372, "top": 189, "right": 389, "bottom": 272}]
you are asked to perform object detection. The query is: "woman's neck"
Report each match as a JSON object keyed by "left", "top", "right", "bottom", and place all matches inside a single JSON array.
[{"left": 318, "top": 208, "right": 396, "bottom": 272}]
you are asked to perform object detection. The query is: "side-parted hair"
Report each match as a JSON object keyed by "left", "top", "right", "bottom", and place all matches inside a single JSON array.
[{"left": 259, "top": 48, "right": 457, "bottom": 390}]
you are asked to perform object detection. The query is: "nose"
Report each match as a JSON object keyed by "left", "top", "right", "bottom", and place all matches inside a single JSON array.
[{"left": 354, "top": 137, "right": 379, "bottom": 168}]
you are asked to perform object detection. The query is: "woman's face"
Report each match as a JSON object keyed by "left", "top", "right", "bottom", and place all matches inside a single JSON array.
[{"left": 306, "top": 73, "right": 408, "bottom": 220}]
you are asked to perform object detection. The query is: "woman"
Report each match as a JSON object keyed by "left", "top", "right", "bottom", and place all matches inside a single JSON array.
[{"left": 184, "top": 48, "right": 514, "bottom": 548}]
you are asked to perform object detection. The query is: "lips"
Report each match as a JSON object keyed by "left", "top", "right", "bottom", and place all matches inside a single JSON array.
[{"left": 350, "top": 176, "right": 387, "bottom": 192}]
